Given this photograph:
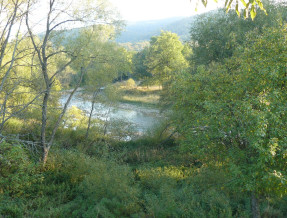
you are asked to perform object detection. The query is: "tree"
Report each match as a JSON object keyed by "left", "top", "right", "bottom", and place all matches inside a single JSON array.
[
  {"left": 25, "top": 0, "right": 122, "bottom": 164},
  {"left": 132, "top": 47, "right": 152, "bottom": 81},
  {"left": 170, "top": 26, "right": 287, "bottom": 217},
  {"left": 115, "top": 47, "right": 133, "bottom": 81},
  {"left": 190, "top": 1, "right": 287, "bottom": 67},
  {"left": 0, "top": 37, "right": 45, "bottom": 133},
  {"left": 145, "top": 31, "right": 188, "bottom": 84},
  {"left": 82, "top": 39, "right": 121, "bottom": 139}
]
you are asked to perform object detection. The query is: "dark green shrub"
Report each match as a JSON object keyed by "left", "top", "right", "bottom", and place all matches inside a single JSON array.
[
  {"left": 31, "top": 149, "right": 142, "bottom": 217},
  {"left": 0, "top": 142, "right": 41, "bottom": 197}
]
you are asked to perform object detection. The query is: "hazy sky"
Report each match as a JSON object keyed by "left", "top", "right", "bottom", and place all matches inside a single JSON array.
[{"left": 110, "top": 0, "right": 221, "bottom": 21}]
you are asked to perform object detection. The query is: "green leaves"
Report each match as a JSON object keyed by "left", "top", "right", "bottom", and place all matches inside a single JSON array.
[
  {"left": 250, "top": 5, "right": 256, "bottom": 20},
  {"left": 192, "top": 0, "right": 267, "bottom": 19},
  {"left": 146, "top": 31, "right": 188, "bottom": 83},
  {"left": 170, "top": 26, "right": 287, "bottom": 196}
]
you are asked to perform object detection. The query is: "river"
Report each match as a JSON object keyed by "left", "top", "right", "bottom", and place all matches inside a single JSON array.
[{"left": 60, "top": 91, "right": 162, "bottom": 136}]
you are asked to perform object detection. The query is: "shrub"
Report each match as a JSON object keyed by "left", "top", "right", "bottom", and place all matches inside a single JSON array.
[
  {"left": 35, "top": 149, "right": 142, "bottom": 217},
  {"left": 0, "top": 142, "right": 42, "bottom": 217},
  {"left": 0, "top": 142, "right": 41, "bottom": 197},
  {"left": 125, "top": 78, "right": 136, "bottom": 88}
]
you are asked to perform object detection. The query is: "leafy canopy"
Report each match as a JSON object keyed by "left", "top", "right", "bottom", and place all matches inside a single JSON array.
[
  {"left": 145, "top": 31, "right": 188, "bottom": 83},
  {"left": 171, "top": 26, "right": 287, "bottom": 196}
]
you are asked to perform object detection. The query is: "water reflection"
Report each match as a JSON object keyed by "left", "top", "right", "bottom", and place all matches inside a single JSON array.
[{"left": 60, "top": 93, "right": 161, "bottom": 133}]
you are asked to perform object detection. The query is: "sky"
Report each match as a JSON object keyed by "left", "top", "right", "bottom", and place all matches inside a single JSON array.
[
  {"left": 110, "top": 0, "right": 221, "bottom": 22},
  {"left": 21, "top": 0, "right": 223, "bottom": 35}
]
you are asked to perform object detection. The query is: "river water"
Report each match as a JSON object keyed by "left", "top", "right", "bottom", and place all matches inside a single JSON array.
[{"left": 60, "top": 92, "right": 162, "bottom": 135}]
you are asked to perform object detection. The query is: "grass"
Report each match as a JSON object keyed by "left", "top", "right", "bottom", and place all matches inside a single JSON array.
[
  {"left": 117, "top": 82, "right": 162, "bottom": 107},
  {"left": 121, "top": 94, "right": 160, "bottom": 105}
]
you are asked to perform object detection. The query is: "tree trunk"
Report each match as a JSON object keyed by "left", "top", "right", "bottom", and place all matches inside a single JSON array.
[
  {"left": 251, "top": 192, "right": 260, "bottom": 218},
  {"left": 42, "top": 146, "right": 50, "bottom": 165},
  {"left": 40, "top": 88, "right": 50, "bottom": 165},
  {"left": 86, "top": 91, "right": 98, "bottom": 139}
]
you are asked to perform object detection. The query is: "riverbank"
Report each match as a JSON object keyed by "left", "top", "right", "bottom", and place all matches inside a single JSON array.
[{"left": 118, "top": 82, "right": 161, "bottom": 108}]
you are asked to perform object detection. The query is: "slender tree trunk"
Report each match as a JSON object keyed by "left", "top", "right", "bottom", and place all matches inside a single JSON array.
[
  {"left": 103, "top": 107, "right": 111, "bottom": 136},
  {"left": 85, "top": 92, "right": 96, "bottom": 139},
  {"left": 85, "top": 90, "right": 98, "bottom": 139},
  {"left": 41, "top": 88, "right": 51, "bottom": 164},
  {"left": 42, "top": 146, "right": 49, "bottom": 165},
  {"left": 251, "top": 192, "right": 260, "bottom": 218}
]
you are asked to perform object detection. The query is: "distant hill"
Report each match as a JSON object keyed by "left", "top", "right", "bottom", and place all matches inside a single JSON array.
[
  {"left": 116, "top": 16, "right": 196, "bottom": 44},
  {"left": 43, "top": 17, "right": 197, "bottom": 51}
]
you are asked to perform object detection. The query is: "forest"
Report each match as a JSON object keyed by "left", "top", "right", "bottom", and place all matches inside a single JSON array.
[{"left": 0, "top": 0, "right": 286, "bottom": 217}]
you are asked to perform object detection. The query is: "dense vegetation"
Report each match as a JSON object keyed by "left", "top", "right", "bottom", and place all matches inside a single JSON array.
[{"left": 0, "top": 0, "right": 286, "bottom": 217}]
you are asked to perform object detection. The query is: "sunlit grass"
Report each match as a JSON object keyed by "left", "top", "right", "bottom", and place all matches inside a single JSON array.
[
  {"left": 137, "top": 166, "right": 194, "bottom": 181},
  {"left": 117, "top": 81, "right": 162, "bottom": 106},
  {"left": 121, "top": 94, "right": 160, "bottom": 105}
]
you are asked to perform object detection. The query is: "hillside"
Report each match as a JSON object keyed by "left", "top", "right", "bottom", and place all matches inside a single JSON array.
[{"left": 116, "top": 16, "right": 196, "bottom": 44}]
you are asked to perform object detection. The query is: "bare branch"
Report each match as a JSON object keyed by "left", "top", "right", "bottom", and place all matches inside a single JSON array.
[
  {"left": 46, "top": 50, "right": 68, "bottom": 59},
  {"left": 0, "top": 17, "right": 23, "bottom": 93},
  {"left": 0, "top": 0, "right": 18, "bottom": 68},
  {"left": 26, "top": 1, "right": 43, "bottom": 65},
  {"left": 50, "top": 19, "right": 78, "bottom": 32}
]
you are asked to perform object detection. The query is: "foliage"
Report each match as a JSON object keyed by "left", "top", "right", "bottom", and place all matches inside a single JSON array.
[
  {"left": 194, "top": 0, "right": 267, "bottom": 20},
  {"left": 33, "top": 149, "right": 141, "bottom": 217},
  {"left": 62, "top": 106, "right": 87, "bottom": 130},
  {"left": 124, "top": 78, "right": 136, "bottom": 88},
  {"left": 0, "top": 0, "right": 287, "bottom": 217},
  {"left": 0, "top": 143, "right": 41, "bottom": 197},
  {"left": 119, "top": 41, "right": 150, "bottom": 51},
  {"left": 146, "top": 31, "right": 188, "bottom": 83},
  {"left": 137, "top": 165, "right": 241, "bottom": 217},
  {"left": 132, "top": 47, "right": 152, "bottom": 81},
  {"left": 190, "top": 1, "right": 287, "bottom": 67},
  {"left": 115, "top": 47, "right": 133, "bottom": 81},
  {"left": 171, "top": 26, "right": 287, "bottom": 198}
]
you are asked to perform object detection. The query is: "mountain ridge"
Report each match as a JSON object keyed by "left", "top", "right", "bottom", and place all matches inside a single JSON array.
[{"left": 116, "top": 16, "right": 196, "bottom": 44}]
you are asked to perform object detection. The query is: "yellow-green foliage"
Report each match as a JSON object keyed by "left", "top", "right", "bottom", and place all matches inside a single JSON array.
[
  {"left": 3, "top": 118, "right": 41, "bottom": 136},
  {"left": 121, "top": 94, "right": 159, "bottom": 105},
  {"left": 125, "top": 78, "right": 136, "bottom": 88},
  {"left": 119, "top": 83, "right": 161, "bottom": 105},
  {"left": 3, "top": 118, "right": 25, "bottom": 134},
  {"left": 138, "top": 166, "right": 194, "bottom": 191},
  {"left": 63, "top": 106, "right": 87, "bottom": 130}
]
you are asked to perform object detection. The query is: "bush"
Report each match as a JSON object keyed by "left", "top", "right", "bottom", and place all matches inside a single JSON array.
[
  {"left": 138, "top": 166, "right": 234, "bottom": 217},
  {"left": 124, "top": 78, "right": 136, "bottom": 88},
  {"left": 0, "top": 142, "right": 42, "bottom": 217},
  {"left": 0, "top": 142, "right": 41, "bottom": 197},
  {"left": 73, "top": 160, "right": 141, "bottom": 217},
  {"left": 32, "top": 149, "right": 142, "bottom": 217}
]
